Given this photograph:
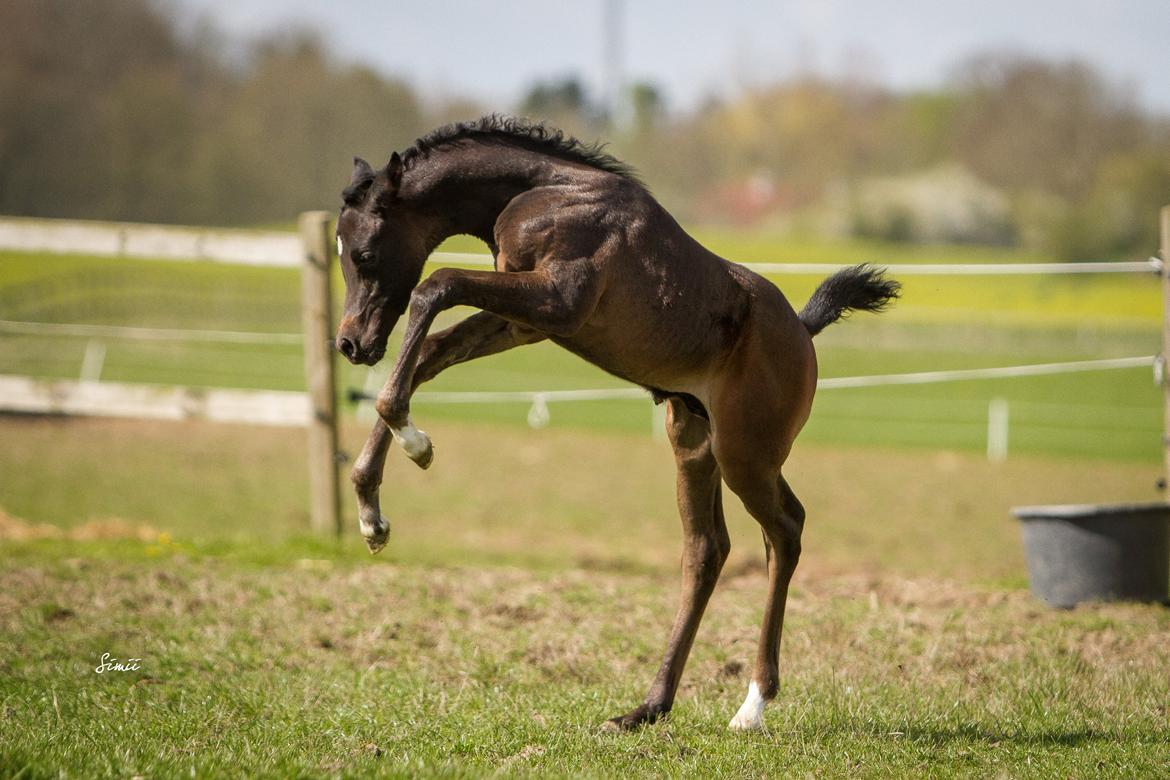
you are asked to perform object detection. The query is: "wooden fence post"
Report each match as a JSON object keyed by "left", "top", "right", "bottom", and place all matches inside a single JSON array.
[
  {"left": 1161, "top": 205, "right": 1170, "bottom": 494},
  {"left": 299, "top": 211, "right": 342, "bottom": 536}
]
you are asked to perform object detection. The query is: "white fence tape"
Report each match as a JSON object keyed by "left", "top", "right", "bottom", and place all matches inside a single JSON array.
[
  {"left": 816, "top": 355, "right": 1157, "bottom": 389},
  {"left": 0, "top": 319, "right": 302, "bottom": 345},
  {"left": 397, "top": 355, "right": 1156, "bottom": 405}
]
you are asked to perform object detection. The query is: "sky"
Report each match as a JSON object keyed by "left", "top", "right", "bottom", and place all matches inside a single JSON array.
[{"left": 175, "top": 0, "right": 1170, "bottom": 116}]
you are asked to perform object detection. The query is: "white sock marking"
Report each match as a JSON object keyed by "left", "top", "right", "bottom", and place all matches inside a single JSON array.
[
  {"left": 391, "top": 419, "right": 431, "bottom": 461},
  {"left": 729, "top": 681, "right": 766, "bottom": 731}
]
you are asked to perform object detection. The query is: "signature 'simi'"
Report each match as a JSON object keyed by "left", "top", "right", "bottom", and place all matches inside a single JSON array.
[{"left": 94, "top": 653, "right": 141, "bottom": 674}]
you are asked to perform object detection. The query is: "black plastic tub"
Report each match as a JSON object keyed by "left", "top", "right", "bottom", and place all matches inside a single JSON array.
[{"left": 1013, "top": 502, "right": 1170, "bottom": 608}]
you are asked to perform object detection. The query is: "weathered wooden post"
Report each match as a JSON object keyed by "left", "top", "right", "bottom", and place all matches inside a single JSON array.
[
  {"left": 1161, "top": 205, "right": 1170, "bottom": 494},
  {"left": 299, "top": 211, "right": 342, "bottom": 536}
]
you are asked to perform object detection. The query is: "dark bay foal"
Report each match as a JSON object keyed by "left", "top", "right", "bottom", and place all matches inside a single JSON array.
[{"left": 334, "top": 116, "right": 899, "bottom": 731}]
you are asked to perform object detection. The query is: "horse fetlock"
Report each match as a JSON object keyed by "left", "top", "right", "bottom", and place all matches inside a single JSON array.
[
  {"left": 373, "top": 394, "right": 408, "bottom": 429},
  {"left": 392, "top": 419, "right": 434, "bottom": 469}
]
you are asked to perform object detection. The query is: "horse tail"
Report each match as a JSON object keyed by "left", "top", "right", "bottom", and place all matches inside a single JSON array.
[{"left": 798, "top": 264, "right": 901, "bottom": 337}]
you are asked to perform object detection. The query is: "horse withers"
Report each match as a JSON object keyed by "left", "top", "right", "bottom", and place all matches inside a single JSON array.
[{"left": 333, "top": 116, "right": 899, "bottom": 731}]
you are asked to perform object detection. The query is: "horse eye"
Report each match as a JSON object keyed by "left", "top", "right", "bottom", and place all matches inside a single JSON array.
[{"left": 358, "top": 250, "right": 376, "bottom": 266}]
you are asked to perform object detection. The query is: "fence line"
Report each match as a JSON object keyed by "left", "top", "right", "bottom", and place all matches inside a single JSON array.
[
  {"left": 341, "top": 355, "right": 1154, "bottom": 409},
  {"left": 2, "top": 353, "right": 1153, "bottom": 433},
  {"left": 3, "top": 210, "right": 1166, "bottom": 529},
  {"left": 0, "top": 319, "right": 303, "bottom": 345},
  {"left": 817, "top": 355, "right": 1157, "bottom": 389},
  {"left": 1, "top": 216, "right": 1161, "bottom": 276},
  {"left": 0, "top": 375, "right": 309, "bottom": 427}
]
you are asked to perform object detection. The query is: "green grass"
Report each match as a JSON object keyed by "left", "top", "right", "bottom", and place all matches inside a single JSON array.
[
  {"left": 0, "top": 415, "right": 1163, "bottom": 582},
  {"left": 3, "top": 552, "right": 1168, "bottom": 777}
]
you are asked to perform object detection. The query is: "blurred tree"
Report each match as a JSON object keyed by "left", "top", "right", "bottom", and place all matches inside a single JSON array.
[
  {"left": 0, "top": 0, "right": 433, "bottom": 225},
  {"left": 0, "top": 0, "right": 212, "bottom": 220},
  {"left": 950, "top": 54, "right": 1142, "bottom": 200},
  {"left": 0, "top": 1, "right": 1163, "bottom": 251},
  {"left": 628, "top": 82, "right": 664, "bottom": 135},
  {"left": 517, "top": 75, "right": 606, "bottom": 141},
  {"left": 520, "top": 76, "right": 588, "bottom": 118},
  {"left": 947, "top": 54, "right": 1165, "bottom": 258}
]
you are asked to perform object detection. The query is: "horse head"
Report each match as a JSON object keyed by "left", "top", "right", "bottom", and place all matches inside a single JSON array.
[{"left": 334, "top": 152, "right": 431, "bottom": 366}]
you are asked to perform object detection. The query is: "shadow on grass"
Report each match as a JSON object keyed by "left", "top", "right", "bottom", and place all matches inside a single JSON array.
[{"left": 863, "top": 722, "right": 1117, "bottom": 749}]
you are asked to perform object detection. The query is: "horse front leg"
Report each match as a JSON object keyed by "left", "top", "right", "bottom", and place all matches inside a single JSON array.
[
  {"left": 375, "top": 264, "right": 601, "bottom": 467},
  {"left": 352, "top": 422, "right": 394, "bottom": 553},
  {"left": 354, "top": 311, "right": 545, "bottom": 552}
]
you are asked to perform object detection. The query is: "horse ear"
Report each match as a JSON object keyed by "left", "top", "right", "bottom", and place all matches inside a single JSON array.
[
  {"left": 385, "top": 151, "right": 404, "bottom": 189},
  {"left": 349, "top": 157, "right": 374, "bottom": 186}
]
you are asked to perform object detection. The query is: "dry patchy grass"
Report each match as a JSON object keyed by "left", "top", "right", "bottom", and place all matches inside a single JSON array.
[
  {"left": 2, "top": 415, "right": 1167, "bottom": 775},
  {"left": 0, "top": 414, "right": 1159, "bottom": 581},
  {"left": 1, "top": 556, "right": 1167, "bottom": 776}
]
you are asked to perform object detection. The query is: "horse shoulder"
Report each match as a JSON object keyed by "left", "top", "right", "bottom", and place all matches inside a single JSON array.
[{"left": 493, "top": 180, "right": 644, "bottom": 273}]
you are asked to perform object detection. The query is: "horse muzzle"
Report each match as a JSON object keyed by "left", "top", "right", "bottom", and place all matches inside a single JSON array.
[{"left": 335, "top": 335, "right": 386, "bottom": 366}]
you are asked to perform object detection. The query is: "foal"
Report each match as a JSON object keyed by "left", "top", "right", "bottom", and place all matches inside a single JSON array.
[{"left": 334, "top": 116, "right": 899, "bottom": 731}]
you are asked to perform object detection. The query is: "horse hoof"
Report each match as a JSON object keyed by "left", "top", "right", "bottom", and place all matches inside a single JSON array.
[
  {"left": 728, "top": 713, "right": 765, "bottom": 731},
  {"left": 728, "top": 681, "right": 767, "bottom": 731},
  {"left": 362, "top": 516, "right": 390, "bottom": 554},
  {"left": 603, "top": 704, "right": 666, "bottom": 731},
  {"left": 408, "top": 438, "right": 434, "bottom": 470},
  {"left": 394, "top": 422, "right": 434, "bottom": 469}
]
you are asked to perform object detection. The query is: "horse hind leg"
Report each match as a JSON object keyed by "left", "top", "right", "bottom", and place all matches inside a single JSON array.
[
  {"left": 719, "top": 460, "right": 805, "bottom": 732},
  {"left": 607, "top": 397, "right": 730, "bottom": 730}
]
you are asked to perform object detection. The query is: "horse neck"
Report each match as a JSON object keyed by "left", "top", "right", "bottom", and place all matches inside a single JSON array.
[{"left": 402, "top": 144, "right": 574, "bottom": 249}]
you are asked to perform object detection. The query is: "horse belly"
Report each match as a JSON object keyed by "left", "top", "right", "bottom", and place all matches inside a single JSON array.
[{"left": 554, "top": 288, "right": 732, "bottom": 395}]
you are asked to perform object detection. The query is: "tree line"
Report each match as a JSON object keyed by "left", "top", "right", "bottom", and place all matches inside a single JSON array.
[{"left": 2, "top": 0, "right": 1167, "bottom": 259}]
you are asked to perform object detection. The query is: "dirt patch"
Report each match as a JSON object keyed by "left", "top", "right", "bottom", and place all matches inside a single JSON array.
[{"left": 0, "top": 506, "right": 160, "bottom": 542}]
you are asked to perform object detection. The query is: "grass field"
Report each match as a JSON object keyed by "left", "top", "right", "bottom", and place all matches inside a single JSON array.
[
  {"left": 2, "top": 232, "right": 1168, "bottom": 775},
  {"left": 1, "top": 417, "right": 1168, "bottom": 776}
]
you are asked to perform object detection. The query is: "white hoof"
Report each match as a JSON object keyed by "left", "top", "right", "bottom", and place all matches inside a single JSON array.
[
  {"left": 728, "top": 712, "right": 765, "bottom": 731},
  {"left": 728, "top": 681, "right": 767, "bottom": 732},
  {"left": 392, "top": 420, "right": 433, "bottom": 469}
]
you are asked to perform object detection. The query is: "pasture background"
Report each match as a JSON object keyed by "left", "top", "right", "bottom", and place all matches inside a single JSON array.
[
  {"left": 1, "top": 233, "right": 1168, "bottom": 776},
  {"left": 0, "top": 230, "right": 1162, "bottom": 461}
]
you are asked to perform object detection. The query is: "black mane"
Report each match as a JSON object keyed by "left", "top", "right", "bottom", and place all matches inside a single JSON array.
[{"left": 401, "top": 114, "right": 642, "bottom": 184}]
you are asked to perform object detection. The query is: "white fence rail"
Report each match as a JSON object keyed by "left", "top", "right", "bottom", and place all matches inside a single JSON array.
[
  {"left": 0, "top": 375, "right": 309, "bottom": 427},
  {"left": 1, "top": 215, "right": 1160, "bottom": 275},
  {"left": 0, "top": 216, "right": 301, "bottom": 267}
]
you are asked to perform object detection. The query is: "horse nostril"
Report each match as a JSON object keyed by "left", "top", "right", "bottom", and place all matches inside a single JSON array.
[{"left": 337, "top": 337, "right": 357, "bottom": 360}]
